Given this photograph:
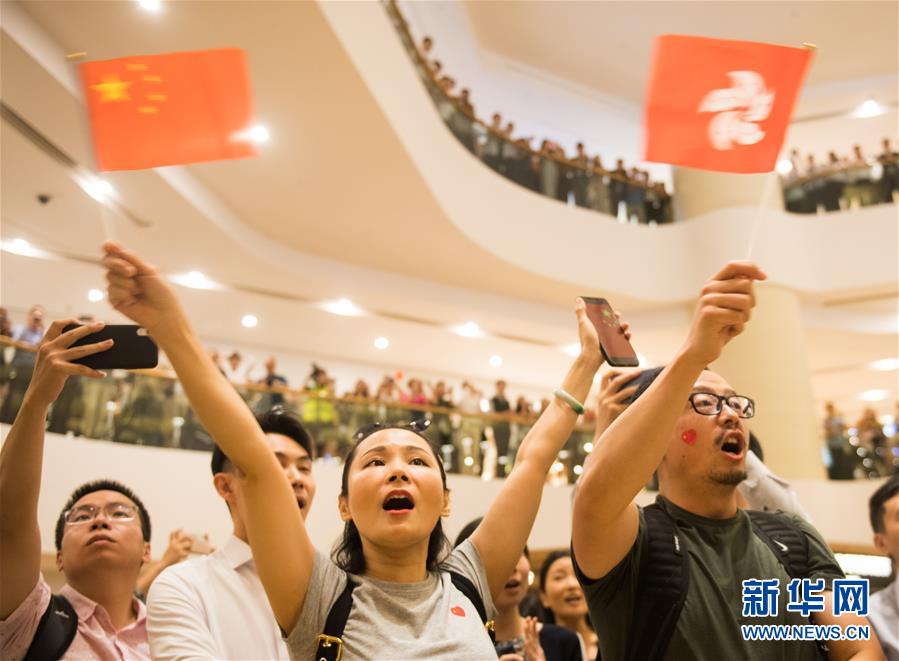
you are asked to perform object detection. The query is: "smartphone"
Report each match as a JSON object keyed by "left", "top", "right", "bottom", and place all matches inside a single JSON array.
[
  {"left": 581, "top": 297, "right": 639, "bottom": 367},
  {"left": 62, "top": 324, "right": 158, "bottom": 370}
]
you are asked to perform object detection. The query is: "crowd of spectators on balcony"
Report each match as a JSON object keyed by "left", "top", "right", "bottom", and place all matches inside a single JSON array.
[
  {"left": 823, "top": 401, "right": 899, "bottom": 480},
  {"left": 780, "top": 138, "right": 899, "bottom": 213},
  {"left": 416, "top": 33, "right": 674, "bottom": 224}
]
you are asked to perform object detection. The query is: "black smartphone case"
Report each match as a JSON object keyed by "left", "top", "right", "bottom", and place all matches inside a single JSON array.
[
  {"left": 62, "top": 324, "right": 159, "bottom": 370},
  {"left": 600, "top": 344, "right": 640, "bottom": 368}
]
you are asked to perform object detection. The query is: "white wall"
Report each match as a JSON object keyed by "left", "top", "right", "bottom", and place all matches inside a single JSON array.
[{"left": 1, "top": 426, "right": 882, "bottom": 560}]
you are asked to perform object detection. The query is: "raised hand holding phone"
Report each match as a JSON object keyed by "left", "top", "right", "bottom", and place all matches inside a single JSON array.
[
  {"left": 24, "top": 321, "right": 112, "bottom": 408},
  {"left": 581, "top": 297, "right": 637, "bottom": 367}
]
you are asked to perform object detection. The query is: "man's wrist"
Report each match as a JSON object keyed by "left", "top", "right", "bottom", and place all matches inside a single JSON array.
[{"left": 672, "top": 345, "right": 710, "bottom": 373}]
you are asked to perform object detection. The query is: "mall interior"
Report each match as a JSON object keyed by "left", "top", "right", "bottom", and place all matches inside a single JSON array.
[{"left": 0, "top": 0, "right": 897, "bottom": 658}]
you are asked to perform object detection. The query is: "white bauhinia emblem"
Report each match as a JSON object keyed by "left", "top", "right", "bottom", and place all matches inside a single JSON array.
[{"left": 698, "top": 71, "right": 775, "bottom": 150}]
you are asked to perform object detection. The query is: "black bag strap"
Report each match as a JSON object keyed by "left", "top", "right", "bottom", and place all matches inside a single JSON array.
[
  {"left": 624, "top": 503, "right": 689, "bottom": 661},
  {"left": 315, "top": 570, "right": 496, "bottom": 660},
  {"left": 23, "top": 593, "right": 78, "bottom": 661},
  {"left": 448, "top": 571, "right": 495, "bottom": 643},
  {"left": 746, "top": 510, "right": 810, "bottom": 579},
  {"left": 747, "top": 510, "right": 828, "bottom": 659},
  {"left": 315, "top": 578, "right": 357, "bottom": 661}
]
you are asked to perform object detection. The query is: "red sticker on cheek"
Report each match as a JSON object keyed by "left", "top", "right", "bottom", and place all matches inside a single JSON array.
[{"left": 681, "top": 429, "right": 697, "bottom": 445}]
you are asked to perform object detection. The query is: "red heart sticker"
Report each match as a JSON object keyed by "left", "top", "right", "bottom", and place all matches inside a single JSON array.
[{"left": 450, "top": 605, "right": 465, "bottom": 617}]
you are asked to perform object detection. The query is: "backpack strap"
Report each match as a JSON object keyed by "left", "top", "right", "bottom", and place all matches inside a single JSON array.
[
  {"left": 23, "top": 594, "right": 78, "bottom": 661},
  {"left": 449, "top": 571, "right": 495, "bottom": 643},
  {"left": 747, "top": 510, "right": 828, "bottom": 659},
  {"left": 315, "top": 578, "right": 356, "bottom": 661},
  {"left": 746, "top": 510, "right": 810, "bottom": 579},
  {"left": 624, "top": 502, "right": 689, "bottom": 661}
]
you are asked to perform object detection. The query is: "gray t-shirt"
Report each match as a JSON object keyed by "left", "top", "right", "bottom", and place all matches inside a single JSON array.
[{"left": 286, "top": 539, "right": 497, "bottom": 660}]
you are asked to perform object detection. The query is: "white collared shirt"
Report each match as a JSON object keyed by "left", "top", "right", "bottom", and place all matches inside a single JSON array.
[
  {"left": 147, "top": 535, "right": 289, "bottom": 660},
  {"left": 870, "top": 579, "right": 899, "bottom": 661}
]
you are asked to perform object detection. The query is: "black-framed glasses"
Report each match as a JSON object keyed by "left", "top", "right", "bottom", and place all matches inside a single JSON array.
[
  {"left": 688, "top": 392, "right": 755, "bottom": 419},
  {"left": 353, "top": 418, "right": 431, "bottom": 442},
  {"left": 64, "top": 503, "right": 138, "bottom": 526}
]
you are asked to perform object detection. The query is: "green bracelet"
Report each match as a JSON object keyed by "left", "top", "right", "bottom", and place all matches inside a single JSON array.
[{"left": 553, "top": 388, "right": 585, "bottom": 415}]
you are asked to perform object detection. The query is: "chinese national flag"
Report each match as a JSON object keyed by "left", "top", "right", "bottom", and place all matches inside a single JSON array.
[
  {"left": 643, "top": 35, "right": 813, "bottom": 173},
  {"left": 80, "top": 48, "right": 257, "bottom": 171}
]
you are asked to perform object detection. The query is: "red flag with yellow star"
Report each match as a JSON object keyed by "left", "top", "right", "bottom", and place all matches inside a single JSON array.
[{"left": 80, "top": 48, "right": 257, "bottom": 171}]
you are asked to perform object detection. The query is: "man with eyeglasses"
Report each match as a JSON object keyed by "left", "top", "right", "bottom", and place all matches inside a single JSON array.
[
  {"left": 571, "top": 262, "right": 881, "bottom": 660},
  {"left": 146, "top": 405, "right": 316, "bottom": 660},
  {"left": 0, "top": 320, "right": 152, "bottom": 660}
]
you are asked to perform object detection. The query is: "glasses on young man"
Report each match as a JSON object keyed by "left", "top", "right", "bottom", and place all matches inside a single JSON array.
[
  {"left": 64, "top": 502, "right": 138, "bottom": 526},
  {"left": 688, "top": 392, "right": 755, "bottom": 419}
]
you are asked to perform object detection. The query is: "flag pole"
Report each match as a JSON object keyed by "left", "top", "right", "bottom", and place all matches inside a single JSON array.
[
  {"left": 743, "top": 171, "right": 778, "bottom": 260},
  {"left": 744, "top": 41, "right": 816, "bottom": 260},
  {"left": 66, "top": 51, "right": 119, "bottom": 243}
]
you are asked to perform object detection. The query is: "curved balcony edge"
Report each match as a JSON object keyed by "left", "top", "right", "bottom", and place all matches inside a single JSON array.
[{"left": 319, "top": 1, "right": 898, "bottom": 302}]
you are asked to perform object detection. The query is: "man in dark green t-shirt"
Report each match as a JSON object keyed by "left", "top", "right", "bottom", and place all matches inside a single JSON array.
[{"left": 572, "top": 262, "right": 882, "bottom": 661}]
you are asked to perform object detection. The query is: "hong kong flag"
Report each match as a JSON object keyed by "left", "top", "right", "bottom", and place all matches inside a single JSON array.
[
  {"left": 80, "top": 48, "right": 257, "bottom": 171},
  {"left": 643, "top": 35, "right": 813, "bottom": 173}
]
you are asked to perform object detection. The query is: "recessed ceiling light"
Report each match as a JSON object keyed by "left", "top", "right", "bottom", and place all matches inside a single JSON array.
[
  {"left": 321, "top": 298, "right": 364, "bottom": 317},
  {"left": 241, "top": 314, "right": 258, "bottom": 328},
  {"left": 869, "top": 358, "right": 899, "bottom": 371},
  {"left": 1, "top": 238, "right": 48, "bottom": 258},
  {"left": 138, "top": 0, "right": 161, "bottom": 11},
  {"left": 170, "top": 270, "right": 223, "bottom": 290},
  {"left": 573, "top": 464, "right": 584, "bottom": 476},
  {"left": 489, "top": 355, "right": 503, "bottom": 367},
  {"left": 775, "top": 159, "right": 793, "bottom": 175},
  {"left": 248, "top": 125, "right": 270, "bottom": 142},
  {"left": 88, "top": 289, "right": 104, "bottom": 302},
  {"left": 78, "top": 177, "right": 115, "bottom": 202},
  {"left": 852, "top": 99, "right": 886, "bottom": 119},
  {"left": 858, "top": 389, "right": 888, "bottom": 402},
  {"left": 452, "top": 321, "right": 485, "bottom": 339},
  {"left": 374, "top": 336, "right": 390, "bottom": 350}
]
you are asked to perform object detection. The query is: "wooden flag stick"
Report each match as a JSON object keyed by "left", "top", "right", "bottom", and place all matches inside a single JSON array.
[{"left": 744, "top": 171, "right": 778, "bottom": 260}]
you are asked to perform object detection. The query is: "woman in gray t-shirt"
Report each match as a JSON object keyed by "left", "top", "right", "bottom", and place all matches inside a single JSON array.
[{"left": 101, "top": 244, "right": 623, "bottom": 660}]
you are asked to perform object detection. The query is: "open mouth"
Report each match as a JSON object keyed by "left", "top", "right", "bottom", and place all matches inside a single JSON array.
[
  {"left": 504, "top": 579, "right": 521, "bottom": 590},
  {"left": 720, "top": 432, "right": 745, "bottom": 460},
  {"left": 563, "top": 593, "right": 583, "bottom": 606},
  {"left": 296, "top": 497, "right": 307, "bottom": 511},
  {"left": 383, "top": 490, "right": 415, "bottom": 513}
]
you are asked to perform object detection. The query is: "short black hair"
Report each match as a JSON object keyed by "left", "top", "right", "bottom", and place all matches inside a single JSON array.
[
  {"left": 211, "top": 407, "right": 316, "bottom": 475},
  {"left": 870, "top": 476, "right": 899, "bottom": 534},
  {"left": 55, "top": 480, "right": 151, "bottom": 551},
  {"left": 619, "top": 367, "right": 664, "bottom": 405}
]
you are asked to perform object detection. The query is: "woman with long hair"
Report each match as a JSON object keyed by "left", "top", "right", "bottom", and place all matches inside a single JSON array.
[
  {"left": 102, "top": 241, "right": 626, "bottom": 658},
  {"left": 539, "top": 550, "right": 598, "bottom": 660}
]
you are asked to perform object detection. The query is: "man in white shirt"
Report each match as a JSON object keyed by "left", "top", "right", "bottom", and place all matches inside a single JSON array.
[
  {"left": 869, "top": 476, "right": 899, "bottom": 660},
  {"left": 147, "top": 406, "right": 317, "bottom": 660}
]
